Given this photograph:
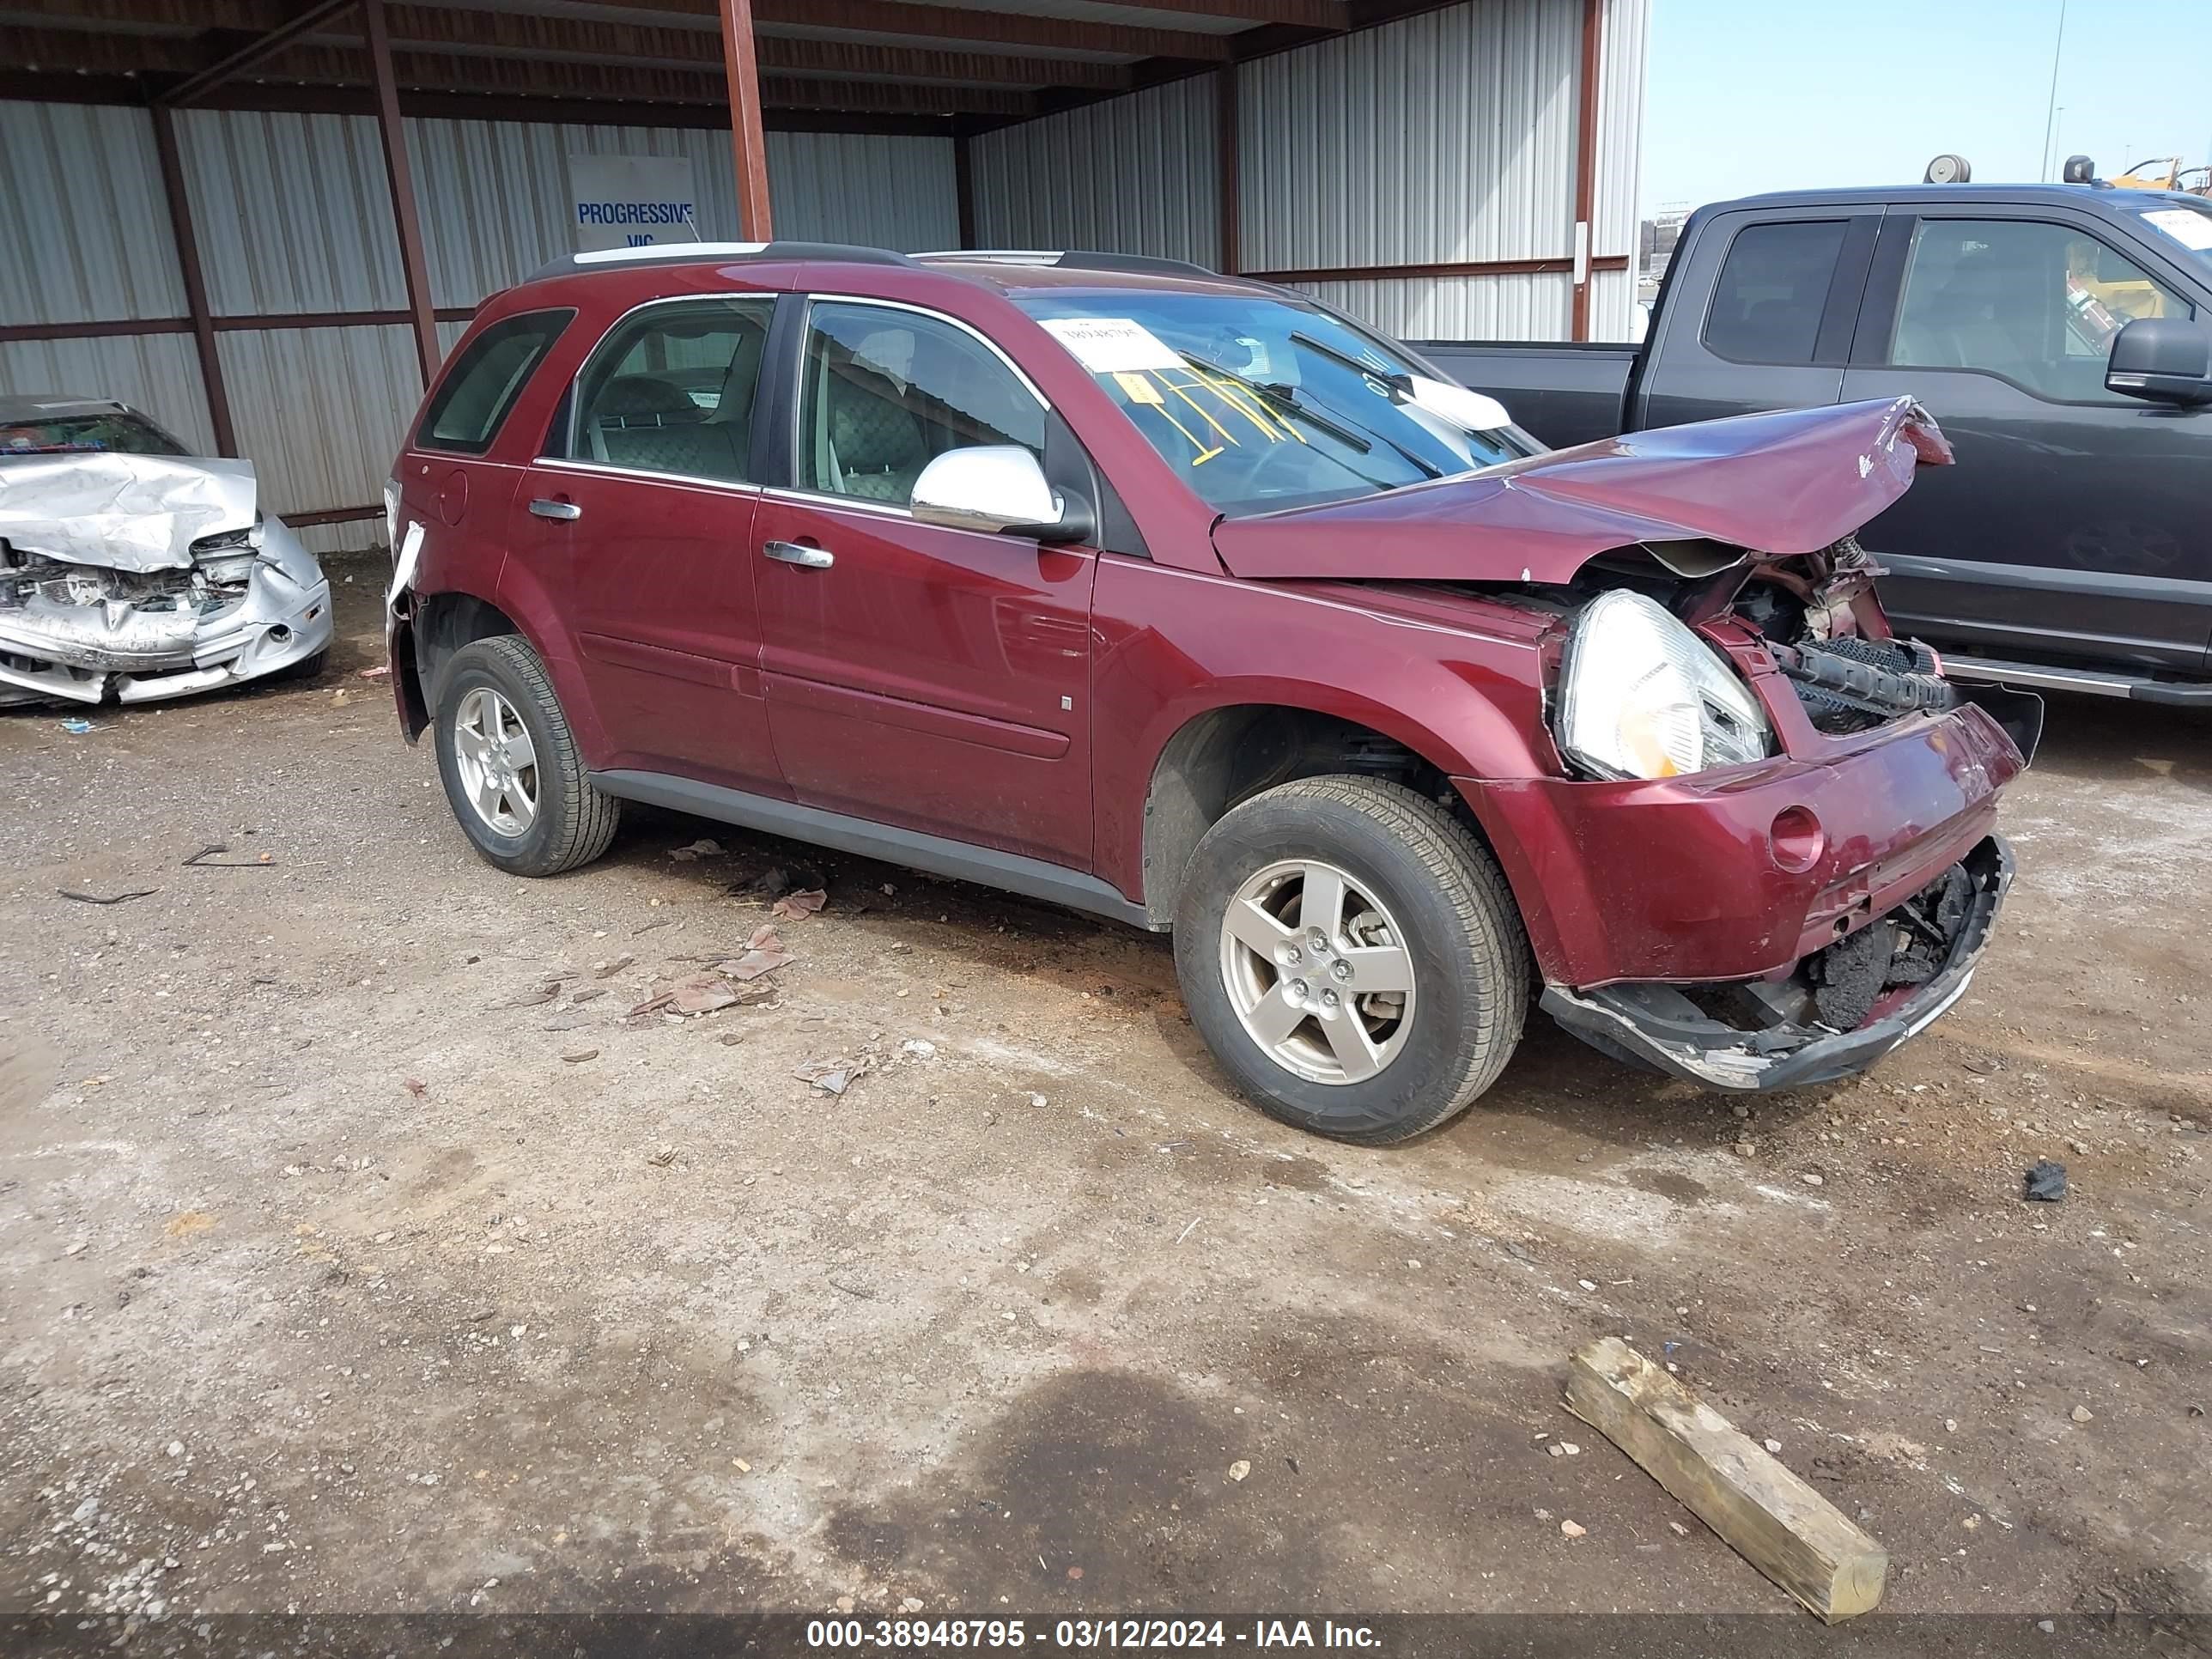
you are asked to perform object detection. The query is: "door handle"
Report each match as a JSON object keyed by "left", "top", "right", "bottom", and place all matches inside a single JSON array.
[
  {"left": 763, "top": 540, "right": 834, "bottom": 569},
  {"left": 529, "top": 498, "right": 582, "bottom": 521}
]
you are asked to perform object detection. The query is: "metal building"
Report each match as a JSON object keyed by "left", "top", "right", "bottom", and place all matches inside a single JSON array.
[{"left": 1, "top": 0, "right": 1646, "bottom": 550}]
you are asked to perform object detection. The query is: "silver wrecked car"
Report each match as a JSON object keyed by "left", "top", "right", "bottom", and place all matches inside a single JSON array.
[{"left": 0, "top": 394, "right": 333, "bottom": 708}]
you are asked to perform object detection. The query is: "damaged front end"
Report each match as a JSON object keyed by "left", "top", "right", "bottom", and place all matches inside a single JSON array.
[
  {"left": 1542, "top": 837, "right": 2013, "bottom": 1091},
  {"left": 0, "top": 454, "right": 332, "bottom": 707}
]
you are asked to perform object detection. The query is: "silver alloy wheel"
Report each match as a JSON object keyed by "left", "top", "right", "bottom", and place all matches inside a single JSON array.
[
  {"left": 1217, "top": 857, "right": 1416, "bottom": 1085},
  {"left": 452, "top": 685, "right": 539, "bottom": 837}
]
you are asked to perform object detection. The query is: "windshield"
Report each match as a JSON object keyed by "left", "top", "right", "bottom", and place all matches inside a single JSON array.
[
  {"left": 2125, "top": 202, "right": 2212, "bottom": 274},
  {"left": 0, "top": 410, "right": 189, "bottom": 458},
  {"left": 1014, "top": 290, "right": 1535, "bottom": 515}
]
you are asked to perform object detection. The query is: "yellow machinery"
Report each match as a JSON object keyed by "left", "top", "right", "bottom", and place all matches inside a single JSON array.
[{"left": 2112, "top": 156, "right": 2211, "bottom": 196}]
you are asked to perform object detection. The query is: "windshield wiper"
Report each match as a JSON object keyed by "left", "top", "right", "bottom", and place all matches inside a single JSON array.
[
  {"left": 1176, "top": 353, "right": 1375, "bottom": 454},
  {"left": 1289, "top": 330, "right": 1413, "bottom": 395}
]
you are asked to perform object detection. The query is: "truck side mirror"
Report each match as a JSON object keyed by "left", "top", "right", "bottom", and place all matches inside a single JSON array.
[{"left": 2106, "top": 318, "right": 2212, "bottom": 407}]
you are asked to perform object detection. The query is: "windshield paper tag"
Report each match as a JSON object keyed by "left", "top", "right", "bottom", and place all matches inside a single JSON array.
[
  {"left": 1112, "top": 371, "right": 1165, "bottom": 404},
  {"left": 1042, "top": 317, "right": 1184, "bottom": 374},
  {"left": 2143, "top": 209, "right": 2212, "bottom": 251}
]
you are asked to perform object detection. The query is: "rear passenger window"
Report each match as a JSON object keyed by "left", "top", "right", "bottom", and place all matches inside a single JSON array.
[
  {"left": 1703, "top": 221, "right": 1848, "bottom": 365},
  {"left": 560, "top": 297, "right": 776, "bottom": 483},
  {"left": 417, "top": 309, "right": 572, "bottom": 453}
]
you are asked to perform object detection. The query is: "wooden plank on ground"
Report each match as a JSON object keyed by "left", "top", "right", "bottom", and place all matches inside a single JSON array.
[{"left": 1565, "top": 1336, "right": 1887, "bottom": 1624}]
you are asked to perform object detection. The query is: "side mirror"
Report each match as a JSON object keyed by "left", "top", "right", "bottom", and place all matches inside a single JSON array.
[
  {"left": 2106, "top": 317, "right": 2212, "bottom": 406},
  {"left": 910, "top": 446, "right": 1093, "bottom": 543}
]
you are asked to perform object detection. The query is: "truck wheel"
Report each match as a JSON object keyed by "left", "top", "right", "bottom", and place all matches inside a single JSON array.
[
  {"left": 1174, "top": 776, "right": 1529, "bottom": 1145},
  {"left": 432, "top": 635, "right": 619, "bottom": 878}
]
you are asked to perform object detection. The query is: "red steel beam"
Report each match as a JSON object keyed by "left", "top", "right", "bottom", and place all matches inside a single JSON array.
[
  {"left": 1242, "top": 253, "right": 1630, "bottom": 284},
  {"left": 146, "top": 102, "right": 239, "bottom": 455},
  {"left": 362, "top": 0, "right": 442, "bottom": 383},
  {"left": 160, "top": 0, "right": 359, "bottom": 106},
  {"left": 718, "top": 0, "right": 774, "bottom": 239}
]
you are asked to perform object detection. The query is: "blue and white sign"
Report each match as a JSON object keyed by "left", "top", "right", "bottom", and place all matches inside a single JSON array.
[{"left": 568, "top": 154, "right": 698, "bottom": 252}]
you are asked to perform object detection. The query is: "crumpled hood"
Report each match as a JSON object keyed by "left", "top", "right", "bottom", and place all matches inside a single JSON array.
[
  {"left": 1210, "top": 397, "right": 1952, "bottom": 584},
  {"left": 0, "top": 453, "right": 259, "bottom": 571}
]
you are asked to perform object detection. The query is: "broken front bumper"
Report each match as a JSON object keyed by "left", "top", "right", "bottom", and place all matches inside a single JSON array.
[
  {"left": 0, "top": 527, "right": 332, "bottom": 708},
  {"left": 1541, "top": 836, "right": 2012, "bottom": 1091}
]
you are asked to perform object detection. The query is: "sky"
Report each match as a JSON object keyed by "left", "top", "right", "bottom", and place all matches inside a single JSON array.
[{"left": 1639, "top": 0, "right": 2212, "bottom": 217}]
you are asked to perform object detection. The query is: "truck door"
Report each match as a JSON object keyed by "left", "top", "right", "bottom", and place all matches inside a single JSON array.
[
  {"left": 1840, "top": 210, "right": 2212, "bottom": 674},
  {"left": 1637, "top": 209, "right": 1881, "bottom": 428}
]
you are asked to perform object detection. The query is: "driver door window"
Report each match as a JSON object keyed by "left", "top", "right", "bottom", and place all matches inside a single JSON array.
[
  {"left": 796, "top": 302, "right": 1045, "bottom": 506},
  {"left": 1890, "top": 218, "right": 2192, "bottom": 402}
]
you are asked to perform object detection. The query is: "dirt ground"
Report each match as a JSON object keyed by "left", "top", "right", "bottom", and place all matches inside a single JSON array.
[{"left": 3, "top": 551, "right": 2207, "bottom": 1634}]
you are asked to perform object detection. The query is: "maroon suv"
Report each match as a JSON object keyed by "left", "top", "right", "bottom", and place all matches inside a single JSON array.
[{"left": 386, "top": 241, "right": 2038, "bottom": 1144}]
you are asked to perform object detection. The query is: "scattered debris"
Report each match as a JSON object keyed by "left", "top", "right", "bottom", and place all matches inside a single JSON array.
[
  {"left": 795, "top": 1059, "right": 866, "bottom": 1096},
  {"left": 560, "top": 1048, "right": 599, "bottom": 1064},
  {"left": 60, "top": 717, "right": 94, "bottom": 733},
  {"left": 331, "top": 687, "right": 352, "bottom": 707},
  {"left": 2069, "top": 1405, "right": 2094, "bottom": 1424},
  {"left": 402, "top": 1079, "right": 427, "bottom": 1099},
  {"left": 722, "top": 924, "right": 794, "bottom": 981},
  {"left": 826, "top": 1275, "right": 877, "bottom": 1299},
  {"left": 1559, "top": 1519, "right": 1587, "bottom": 1538},
  {"left": 57, "top": 885, "right": 156, "bottom": 905},
  {"left": 900, "top": 1038, "right": 937, "bottom": 1059},
  {"left": 358, "top": 664, "right": 391, "bottom": 679},
  {"left": 646, "top": 1144, "right": 679, "bottom": 1168},
  {"left": 772, "top": 887, "right": 828, "bottom": 921},
  {"left": 1565, "top": 1336, "right": 1887, "bottom": 1623},
  {"left": 668, "top": 839, "right": 723, "bottom": 861},
  {"left": 490, "top": 982, "right": 562, "bottom": 1010},
  {"left": 668, "top": 974, "right": 740, "bottom": 1016},
  {"left": 1226, "top": 1460, "right": 1251, "bottom": 1483},
  {"left": 182, "top": 842, "right": 272, "bottom": 868},
  {"left": 591, "top": 954, "right": 634, "bottom": 979},
  {"left": 2025, "top": 1160, "right": 2068, "bottom": 1202}
]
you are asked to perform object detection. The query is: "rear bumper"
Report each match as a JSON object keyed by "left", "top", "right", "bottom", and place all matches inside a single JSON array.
[
  {"left": 1541, "top": 836, "right": 2011, "bottom": 1091},
  {"left": 1456, "top": 701, "right": 2027, "bottom": 988}
]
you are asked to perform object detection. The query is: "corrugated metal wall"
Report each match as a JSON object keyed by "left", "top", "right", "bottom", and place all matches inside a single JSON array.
[
  {"left": 1, "top": 100, "right": 957, "bottom": 550},
  {"left": 968, "top": 0, "right": 1646, "bottom": 343},
  {"left": 969, "top": 76, "right": 1220, "bottom": 267}
]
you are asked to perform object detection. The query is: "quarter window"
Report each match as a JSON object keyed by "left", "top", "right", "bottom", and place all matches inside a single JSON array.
[
  {"left": 562, "top": 296, "right": 776, "bottom": 483},
  {"left": 797, "top": 301, "right": 1045, "bottom": 507},
  {"left": 1890, "top": 218, "right": 2195, "bottom": 402},
  {"left": 417, "top": 309, "right": 572, "bottom": 454},
  {"left": 1703, "top": 220, "right": 1850, "bottom": 365}
]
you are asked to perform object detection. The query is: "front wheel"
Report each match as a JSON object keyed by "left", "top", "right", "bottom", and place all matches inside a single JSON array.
[
  {"left": 1173, "top": 776, "right": 1529, "bottom": 1145},
  {"left": 432, "top": 635, "right": 619, "bottom": 877}
]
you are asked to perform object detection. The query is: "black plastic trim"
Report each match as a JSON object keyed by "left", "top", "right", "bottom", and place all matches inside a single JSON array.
[
  {"left": 1544, "top": 837, "right": 2013, "bottom": 1093},
  {"left": 588, "top": 769, "right": 1156, "bottom": 930}
]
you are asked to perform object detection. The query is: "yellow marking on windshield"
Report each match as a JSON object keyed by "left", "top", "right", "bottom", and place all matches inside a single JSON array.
[
  {"left": 1143, "top": 398, "right": 1224, "bottom": 466},
  {"left": 1154, "top": 374, "right": 1242, "bottom": 447},
  {"left": 1113, "top": 371, "right": 1164, "bottom": 404},
  {"left": 1192, "top": 371, "right": 1289, "bottom": 442},
  {"left": 1198, "top": 370, "right": 1308, "bottom": 445}
]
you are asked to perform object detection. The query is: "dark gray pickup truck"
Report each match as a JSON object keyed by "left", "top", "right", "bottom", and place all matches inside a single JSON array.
[{"left": 1422, "top": 183, "right": 2212, "bottom": 703}]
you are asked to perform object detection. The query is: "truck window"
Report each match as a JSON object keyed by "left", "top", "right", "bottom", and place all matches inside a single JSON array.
[
  {"left": 417, "top": 309, "right": 573, "bottom": 455},
  {"left": 1890, "top": 218, "right": 2194, "bottom": 403},
  {"left": 1703, "top": 221, "right": 1849, "bottom": 365}
]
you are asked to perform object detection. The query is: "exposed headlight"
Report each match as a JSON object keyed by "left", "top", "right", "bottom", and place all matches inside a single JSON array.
[
  {"left": 382, "top": 478, "right": 401, "bottom": 548},
  {"left": 1555, "top": 589, "right": 1773, "bottom": 779}
]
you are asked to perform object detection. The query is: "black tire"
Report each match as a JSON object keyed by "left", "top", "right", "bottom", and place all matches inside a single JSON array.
[
  {"left": 432, "top": 635, "right": 619, "bottom": 878},
  {"left": 277, "top": 647, "right": 328, "bottom": 683},
  {"left": 1173, "top": 775, "right": 1529, "bottom": 1145}
]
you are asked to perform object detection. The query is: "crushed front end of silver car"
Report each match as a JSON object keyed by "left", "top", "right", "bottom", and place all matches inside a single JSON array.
[{"left": 0, "top": 453, "right": 332, "bottom": 707}]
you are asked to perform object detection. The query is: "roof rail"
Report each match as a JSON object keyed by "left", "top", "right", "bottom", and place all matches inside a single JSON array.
[
  {"left": 913, "top": 249, "right": 1224, "bottom": 279},
  {"left": 526, "top": 240, "right": 917, "bottom": 282}
]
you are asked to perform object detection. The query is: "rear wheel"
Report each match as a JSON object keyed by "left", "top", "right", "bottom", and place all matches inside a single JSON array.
[
  {"left": 432, "top": 635, "right": 618, "bottom": 877},
  {"left": 1173, "top": 776, "right": 1528, "bottom": 1145}
]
